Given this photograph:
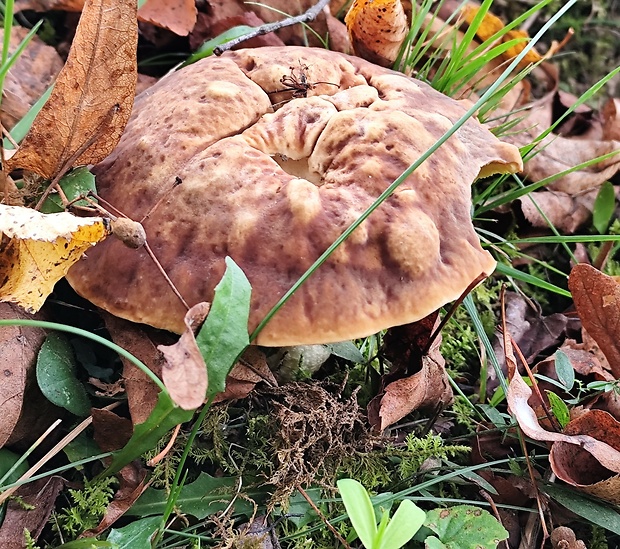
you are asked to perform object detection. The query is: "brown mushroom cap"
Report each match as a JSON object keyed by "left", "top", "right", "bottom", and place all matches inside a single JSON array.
[{"left": 66, "top": 46, "right": 522, "bottom": 346}]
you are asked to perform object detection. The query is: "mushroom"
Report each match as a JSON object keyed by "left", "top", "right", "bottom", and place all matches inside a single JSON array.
[{"left": 66, "top": 46, "right": 522, "bottom": 346}]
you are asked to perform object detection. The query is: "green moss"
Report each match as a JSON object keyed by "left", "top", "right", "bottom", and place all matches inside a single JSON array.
[
  {"left": 397, "top": 433, "right": 470, "bottom": 481},
  {"left": 53, "top": 476, "right": 117, "bottom": 540}
]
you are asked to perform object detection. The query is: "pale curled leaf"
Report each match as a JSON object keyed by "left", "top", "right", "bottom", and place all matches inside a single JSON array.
[
  {"left": 568, "top": 264, "right": 620, "bottom": 377},
  {"left": 7, "top": 0, "right": 138, "bottom": 179},
  {"left": 506, "top": 354, "right": 620, "bottom": 474},
  {"left": 158, "top": 302, "right": 210, "bottom": 410},
  {"left": 0, "top": 205, "right": 109, "bottom": 312},
  {"left": 550, "top": 409, "right": 620, "bottom": 505}
]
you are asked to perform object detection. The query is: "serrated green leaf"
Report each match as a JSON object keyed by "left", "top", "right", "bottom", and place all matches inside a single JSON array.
[
  {"left": 40, "top": 167, "right": 97, "bottom": 213},
  {"left": 36, "top": 333, "right": 91, "bottom": 416},
  {"left": 378, "top": 499, "right": 425, "bottom": 549},
  {"left": 593, "top": 181, "right": 616, "bottom": 234},
  {"left": 128, "top": 472, "right": 259, "bottom": 519},
  {"left": 103, "top": 391, "right": 194, "bottom": 476},
  {"left": 423, "top": 505, "right": 508, "bottom": 549},
  {"left": 554, "top": 350, "right": 575, "bottom": 391},
  {"left": 107, "top": 516, "right": 160, "bottom": 547},
  {"left": 196, "top": 257, "right": 251, "bottom": 400},
  {"left": 542, "top": 483, "right": 620, "bottom": 535},
  {"left": 546, "top": 391, "right": 571, "bottom": 429},
  {"left": 338, "top": 478, "right": 378, "bottom": 549}
]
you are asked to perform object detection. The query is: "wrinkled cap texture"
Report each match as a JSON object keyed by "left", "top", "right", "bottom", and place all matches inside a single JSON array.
[{"left": 66, "top": 46, "right": 522, "bottom": 346}]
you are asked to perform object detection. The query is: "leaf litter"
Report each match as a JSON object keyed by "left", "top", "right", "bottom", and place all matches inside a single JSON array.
[{"left": 3, "top": 0, "right": 620, "bottom": 546}]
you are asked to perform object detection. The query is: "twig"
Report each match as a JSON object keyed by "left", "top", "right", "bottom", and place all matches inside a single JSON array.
[
  {"left": 213, "top": 0, "right": 331, "bottom": 55},
  {"left": 297, "top": 486, "right": 350, "bottom": 549}
]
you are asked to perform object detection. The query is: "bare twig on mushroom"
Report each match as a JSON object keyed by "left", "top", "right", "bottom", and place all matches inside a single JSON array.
[{"left": 213, "top": 0, "right": 330, "bottom": 55}]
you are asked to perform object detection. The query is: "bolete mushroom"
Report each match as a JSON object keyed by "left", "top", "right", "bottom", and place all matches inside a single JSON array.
[{"left": 66, "top": 46, "right": 522, "bottom": 346}]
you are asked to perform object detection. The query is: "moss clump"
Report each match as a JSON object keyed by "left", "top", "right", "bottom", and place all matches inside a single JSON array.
[{"left": 53, "top": 476, "right": 117, "bottom": 540}]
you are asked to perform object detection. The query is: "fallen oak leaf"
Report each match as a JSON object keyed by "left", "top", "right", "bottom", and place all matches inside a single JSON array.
[
  {"left": 568, "top": 263, "right": 620, "bottom": 377},
  {"left": 7, "top": 0, "right": 137, "bottom": 180},
  {"left": 158, "top": 302, "right": 210, "bottom": 410},
  {"left": 0, "top": 205, "right": 109, "bottom": 312}
]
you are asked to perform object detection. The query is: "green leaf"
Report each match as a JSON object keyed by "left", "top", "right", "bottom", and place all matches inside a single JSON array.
[
  {"left": 337, "top": 478, "right": 378, "bottom": 549},
  {"left": 128, "top": 472, "right": 258, "bottom": 519},
  {"left": 554, "top": 350, "right": 575, "bottom": 392},
  {"left": 183, "top": 26, "right": 255, "bottom": 65},
  {"left": 593, "top": 181, "right": 616, "bottom": 234},
  {"left": 196, "top": 257, "right": 251, "bottom": 400},
  {"left": 4, "top": 84, "right": 52, "bottom": 149},
  {"left": 102, "top": 391, "right": 194, "bottom": 476},
  {"left": 283, "top": 488, "right": 321, "bottom": 528},
  {"left": 542, "top": 483, "right": 620, "bottom": 535},
  {"left": 326, "top": 341, "right": 365, "bottom": 363},
  {"left": 56, "top": 541, "right": 117, "bottom": 548},
  {"left": 546, "top": 391, "right": 571, "bottom": 429},
  {"left": 0, "top": 448, "right": 29, "bottom": 487},
  {"left": 40, "top": 167, "right": 97, "bottom": 213},
  {"left": 378, "top": 499, "right": 425, "bottom": 549},
  {"left": 36, "top": 333, "right": 91, "bottom": 416},
  {"left": 107, "top": 516, "right": 160, "bottom": 547},
  {"left": 423, "top": 505, "right": 508, "bottom": 549}
]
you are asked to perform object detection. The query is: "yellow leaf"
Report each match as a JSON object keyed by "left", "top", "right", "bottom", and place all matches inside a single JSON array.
[
  {"left": 345, "top": 0, "right": 408, "bottom": 67},
  {"left": 462, "top": 4, "right": 542, "bottom": 68},
  {"left": 0, "top": 205, "right": 109, "bottom": 312}
]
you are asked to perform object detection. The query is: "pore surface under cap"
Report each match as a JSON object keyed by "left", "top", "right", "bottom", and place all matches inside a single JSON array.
[{"left": 66, "top": 46, "right": 522, "bottom": 346}]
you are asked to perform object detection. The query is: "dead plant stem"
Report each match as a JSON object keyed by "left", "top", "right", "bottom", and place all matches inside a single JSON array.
[{"left": 297, "top": 486, "right": 350, "bottom": 549}]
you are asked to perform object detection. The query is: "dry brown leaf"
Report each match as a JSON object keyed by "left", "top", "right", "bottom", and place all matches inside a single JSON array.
[
  {"left": 377, "top": 351, "right": 453, "bottom": 431},
  {"left": 214, "top": 347, "right": 277, "bottom": 403},
  {"left": 0, "top": 205, "right": 109, "bottom": 312},
  {"left": 7, "top": 0, "right": 137, "bottom": 179},
  {"left": 368, "top": 314, "right": 453, "bottom": 431},
  {"left": 568, "top": 264, "right": 620, "bottom": 377},
  {"left": 550, "top": 410, "right": 620, "bottom": 505},
  {"left": 601, "top": 98, "right": 620, "bottom": 141},
  {"left": 103, "top": 314, "right": 165, "bottom": 425},
  {"left": 0, "top": 303, "right": 49, "bottom": 448},
  {"left": 15, "top": 0, "right": 195, "bottom": 35},
  {"left": 1, "top": 27, "right": 63, "bottom": 130},
  {"left": 504, "top": 330, "right": 620, "bottom": 475},
  {"left": 518, "top": 189, "right": 597, "bottom": 233},
  {"left": 550, "top": 527, "right": 587, "bottom": 549},
  {"left": 345, "top": 0, "right": 408, "bottom": 67},
  {"left": 0, "top": 476, "right": 65, "bottom": 548},
  {"left": 92, "top": 408, "right": 134, "bottom": 452},
  {"left": 499, "top": 93, "right": 620, "bottom": 195},
  {"left": 137, "top": 0, "right": 196, "bottom": 36},
  {"left": 158, "top": 302, "right": 210, "bottom": 410}
]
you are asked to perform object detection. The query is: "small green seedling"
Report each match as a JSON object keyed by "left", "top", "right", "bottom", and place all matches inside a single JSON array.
[{"left": 337, "top": 478, "right": 425, "bottom": 549}]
